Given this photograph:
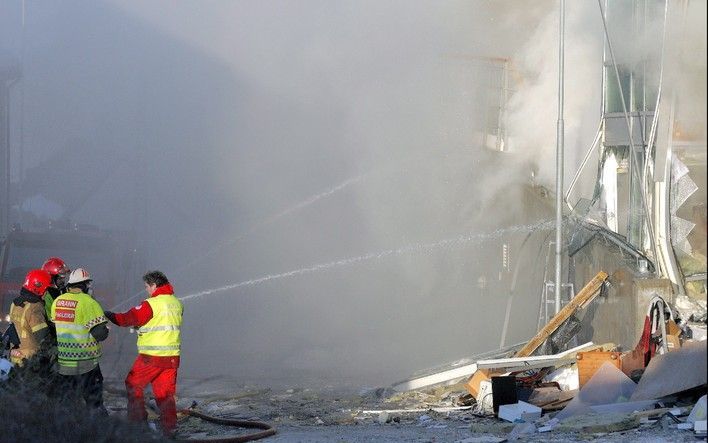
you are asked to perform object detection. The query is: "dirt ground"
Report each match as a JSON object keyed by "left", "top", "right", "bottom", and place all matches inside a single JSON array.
[{"left": 102, "top": 377, "right": 705, "bottom": 442}]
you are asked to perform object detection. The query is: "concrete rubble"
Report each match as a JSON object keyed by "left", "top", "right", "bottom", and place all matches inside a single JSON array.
[
  {"left": 363, "top": 272, "right": 707, "bottom": 442},
  {"left": 101, "top": 372, "right": 704, "bottom": 442},
  {"left": 91, "top": 272, "right": 704, "bottom": 442}
]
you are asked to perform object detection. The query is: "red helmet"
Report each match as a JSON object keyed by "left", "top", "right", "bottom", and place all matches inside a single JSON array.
[
  {"left": 23, "top": 269, "right": 52, "bottom": 296},
  {"left": 42, "top": 257, "right": 70, "bottom": 277}
]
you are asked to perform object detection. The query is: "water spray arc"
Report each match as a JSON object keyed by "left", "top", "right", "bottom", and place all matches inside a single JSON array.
[
  {"left": 110, "top": 174, "right": 365, "bottom": 310},
  {"left": 175, "top": 174, "right": 366, "bottom": 278},
  {"left": 179, "top": 220, "right": 554, "bottom": 302},
  {"left": 112, "top": 147, "right": 486, "bottom": 311}
]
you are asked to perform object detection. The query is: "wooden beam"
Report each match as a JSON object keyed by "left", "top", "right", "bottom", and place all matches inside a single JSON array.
[{"left": 514, "top": 271, "right": 608, "bottom": 358}]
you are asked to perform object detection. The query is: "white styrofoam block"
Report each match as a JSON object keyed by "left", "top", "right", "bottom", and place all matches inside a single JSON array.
[
  {"left": 695, "top": 420, "right": 707, "bottom": 432},
  {"left": 498, "top": 401, "right": 543, "bottom": 423},
  {"left": 476, "top": 380, "right": 494, "bottom": 414},
  {"left": 544, "top": 365, "right": 579, "bottom": 391}
]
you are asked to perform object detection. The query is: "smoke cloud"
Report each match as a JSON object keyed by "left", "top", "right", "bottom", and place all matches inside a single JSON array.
[{"left": 0, "top": 1, "right": 616, "bottom": 386}]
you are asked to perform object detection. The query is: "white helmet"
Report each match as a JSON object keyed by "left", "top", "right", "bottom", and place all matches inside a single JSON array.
[{"left": 67, "top": 268, "right": 93, "bottom": 285}]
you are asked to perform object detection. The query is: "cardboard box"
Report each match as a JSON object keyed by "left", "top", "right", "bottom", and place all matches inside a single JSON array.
[
  {"left": 666, "top": 320, "right": 683, "bottom": 351},
  {"left": 576, "top": 351, "right": 622, "bottom": 387},
  {"left": 666, "top": 334, "right": 681, "bottom": 351},
  {"left": 619, "top": 348, "right": 645, "bottom": 378}
]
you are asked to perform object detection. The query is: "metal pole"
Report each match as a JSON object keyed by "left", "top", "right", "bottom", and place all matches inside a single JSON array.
[
  {"left": 555, "top": 0, "right": 565, "bottom": 314},
  {"left": 2, "top": 83, "right": 9, "bottom": 235},
  {"left": 18, "top": 0, "right": 26, "bottom": 224}
]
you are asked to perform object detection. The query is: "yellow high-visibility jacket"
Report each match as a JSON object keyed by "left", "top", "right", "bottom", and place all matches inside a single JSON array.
[
  {"left": 137, "top": 294, "right": 183, "bottom": 357},
  {"left": 51, "top": 291, "right": 106, "bottom": 369}
]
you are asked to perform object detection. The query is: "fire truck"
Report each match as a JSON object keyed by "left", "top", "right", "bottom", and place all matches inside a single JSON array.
[{"left": 0, "top": 222, "right": 142, "bottom": 329}]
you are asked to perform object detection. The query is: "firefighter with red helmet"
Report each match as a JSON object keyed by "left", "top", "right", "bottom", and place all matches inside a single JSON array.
[
  {"left": 41, "top": 257, "right": 71, "bottom": 321},
  {"left": 7, "top": 269, "right": 53, "bottom": 366}
]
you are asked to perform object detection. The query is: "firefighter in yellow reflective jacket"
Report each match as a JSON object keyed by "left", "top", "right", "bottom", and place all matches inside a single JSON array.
[
  {"left": 51, "top": 267, "right": 109, "bottom": 415},
  {"left": 8, "top": 269, "right": 53, "bottom": 366},
  {"left": 105, "top": 270, "right": 183, "bottom": 437}
]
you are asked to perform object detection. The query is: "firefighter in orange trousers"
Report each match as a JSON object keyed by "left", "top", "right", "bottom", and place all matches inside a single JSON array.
[
  {"left": 105, "top": 270, "right": 183, "bottom": 437},
  {"left": 7, "top": 270, "right": 53, "bottom": 366}
]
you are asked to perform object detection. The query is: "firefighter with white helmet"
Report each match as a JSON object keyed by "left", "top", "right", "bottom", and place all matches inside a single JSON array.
[{"left": 51, "top": 267, "right": 109, "bottom": 415}]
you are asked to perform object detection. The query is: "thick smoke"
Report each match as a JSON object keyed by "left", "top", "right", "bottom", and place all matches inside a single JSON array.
[
  {"left": 0, "top": 1, "right": 616, "bottom": 386},
  {"left": 504, "top": 2, "right": 603, "bottom": 196},
  {"left": 665, "top": 1, "right": 707, "bottom": 137}
]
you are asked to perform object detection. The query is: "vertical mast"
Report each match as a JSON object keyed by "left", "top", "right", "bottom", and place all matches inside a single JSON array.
[{"left": 555, "top": 0, "right": 566, "bottom": 314}]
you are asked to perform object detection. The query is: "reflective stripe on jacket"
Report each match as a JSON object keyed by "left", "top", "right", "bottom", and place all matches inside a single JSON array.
[
  {"left": 9, "top": 301, "right": 48, "bottom": 365},
  {"left": 51, "top": 291, "right": 107, "bottom": 368},
  {"left": 137, "top": 294, "right": 183, "bottom": 357}
]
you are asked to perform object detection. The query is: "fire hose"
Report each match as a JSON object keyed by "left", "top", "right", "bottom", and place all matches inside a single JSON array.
[{"left": 177, "top": 405, "right": 276, "bottom": 443}]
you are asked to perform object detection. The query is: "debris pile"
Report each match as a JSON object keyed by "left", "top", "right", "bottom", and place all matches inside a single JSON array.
[{"left": 391, "top": 271, "right": 708, "bottom": 441}]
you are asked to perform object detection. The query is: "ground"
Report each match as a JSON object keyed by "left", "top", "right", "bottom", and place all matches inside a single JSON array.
[{"left": 101, "top": 377, "right": 706, "bottom": 442}]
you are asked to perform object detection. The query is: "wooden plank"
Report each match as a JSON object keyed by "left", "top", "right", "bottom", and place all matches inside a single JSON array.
[
  {"left": 463, "top": 272, "right": 608, "bottom": 397},
  {"left": 514, "top": 271, "right": 608, "bottom": 358}
]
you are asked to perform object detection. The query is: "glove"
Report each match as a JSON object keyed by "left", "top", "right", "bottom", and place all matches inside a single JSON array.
[{"left": 104, "top": 311, "right": 117, "bottom": 324}]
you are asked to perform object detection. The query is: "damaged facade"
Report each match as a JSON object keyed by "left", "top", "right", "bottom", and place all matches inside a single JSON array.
[
  {"left": 567, "top": 0, "right": 707, "bottom": 351},
  {"left": 394, "top": 0, "right": 707, "bottom": 439}
]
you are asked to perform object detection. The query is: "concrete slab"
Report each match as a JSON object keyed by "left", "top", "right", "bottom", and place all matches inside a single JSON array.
[{"left": 630, "top": 340, "right": 707, "bottom": 401}]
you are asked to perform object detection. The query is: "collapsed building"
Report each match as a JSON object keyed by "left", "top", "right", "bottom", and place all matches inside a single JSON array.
[{"left": 392, "top": 0, "right": 707, "bottom": 438}]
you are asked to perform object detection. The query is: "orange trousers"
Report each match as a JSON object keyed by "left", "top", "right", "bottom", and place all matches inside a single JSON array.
[{"left": 125, "top": 355, "right": 178, "bottom": 435}]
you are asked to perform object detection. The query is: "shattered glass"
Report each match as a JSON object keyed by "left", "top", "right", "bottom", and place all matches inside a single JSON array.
[
  {"left": 669, "top": 156, "right": 699, "bottom": 257},
  {"left": 671, "top": 156, "right": 690, "bottom": 184},
  {"left": 671, "top": 173, "right": 699, "bottom": 214},
  {"left": 670, "top": 217, "right": 696, "bottom": 255}
]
